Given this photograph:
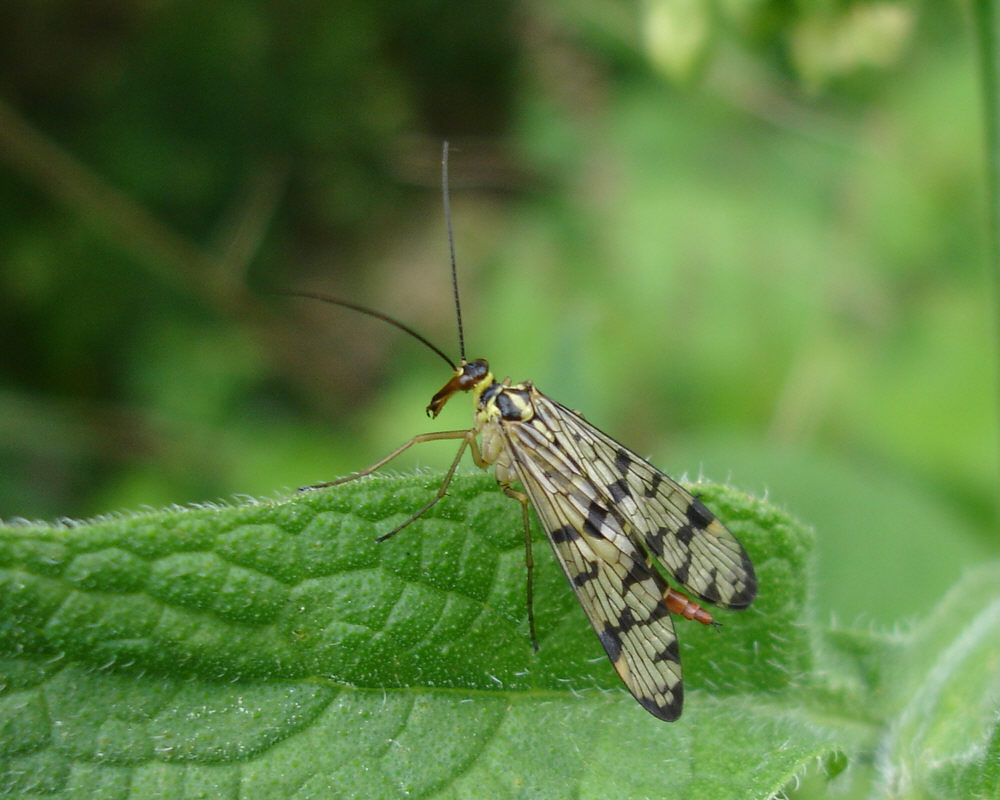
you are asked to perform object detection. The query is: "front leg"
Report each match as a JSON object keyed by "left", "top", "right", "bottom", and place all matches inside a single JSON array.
[
  {"left": 374, "top": 429, "right": 480, "bottom": 542},
  {"left": 302, "top": 429, "right": 487, "bottom": 544},
  {"left": 300, "top": 429, "right": 478, "bottom": 490}
]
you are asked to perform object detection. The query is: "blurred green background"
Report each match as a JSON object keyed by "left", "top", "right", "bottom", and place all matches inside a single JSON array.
[{"left": 0, "top": 1, "right": 995, "bottom": 629}]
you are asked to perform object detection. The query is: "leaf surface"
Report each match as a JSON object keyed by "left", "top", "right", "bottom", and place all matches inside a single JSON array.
[{"left": 0, "top": 474, "right": 995, "bottom": 799}]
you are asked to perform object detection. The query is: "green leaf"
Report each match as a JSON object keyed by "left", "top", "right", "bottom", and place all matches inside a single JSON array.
[
  {"left": 0, "top": 474, "right": 995, "bottom": 799},
  {"left": 872, "top": 564, "right": 1000, "bottom": 799}
]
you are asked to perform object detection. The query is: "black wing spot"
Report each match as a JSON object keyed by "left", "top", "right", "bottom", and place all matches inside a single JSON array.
[
  {"left": 686, "top": 498, "right": 715, "bottom": 528},
  {"left": 727, "top": 583, "right": 756, "bottom": 608},
  {"left": 644, "top": 473, "right": 663, "bottom": 498},
  {"left": 653, "top": 637, "right": 681, "bottom": 664},
  {"left": 583, "top": 501, "right": 609, "bottom": 538},
  {"left": 648, "top": 527, "right": 669, "bottom": 558},
  {"left": 550, "top": 525, "right": 580, "bottom": 543},
  {"left": 675, "top": 524, "right": 695, "bottom": 546},
  {"left": 725, "top": 553, "right": 758, "bottom": 607},
  {"left": 614, "top": 448, "right": 632, "bottom": 474},
  {"left": 572, "top": 561, "right": 600, "bottom": 587},
  {"left": 607, "top": 478, "right": 630, "bottom": 503},
  {"left": 639, "top": 693, "right": 681, "bottom": 722},
  {"left": 620, "top": 566, "right": 645, "bottom": 592},
  {"left": 598, "top": 627, "right": 623, "bottom": 662},
  {"left": 617, "top": 606, "right": 639, "bottom": 632}
]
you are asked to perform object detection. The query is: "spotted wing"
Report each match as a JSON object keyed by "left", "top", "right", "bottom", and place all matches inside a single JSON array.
[
  {"left": 496, "top": 409, "right": 685, "bottom": 721},
  {"left": 537, "top": 394, "right": 757, "bottom": 610}
]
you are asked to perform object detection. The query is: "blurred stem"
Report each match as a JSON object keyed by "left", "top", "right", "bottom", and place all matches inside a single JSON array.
[
  {"left": 0, "top": 98, "right": 271, "bottom": 313},
  {"left": 972, "top": 0, "right": 1000, "bottom": 512},
  {"left": 0, "top": 99, "right": 214, "bottom": 295}
]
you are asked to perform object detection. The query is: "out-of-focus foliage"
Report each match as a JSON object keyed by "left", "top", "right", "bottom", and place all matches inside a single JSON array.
[
  {"left": 0, "top": 0, "right": 994, "bottom": 647},
  {"left": 641, "top": 0, "right": 915, "bottom": 86}
]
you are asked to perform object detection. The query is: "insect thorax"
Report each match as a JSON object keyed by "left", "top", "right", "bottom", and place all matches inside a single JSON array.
[{"left": 474, "top": 377, "right": 538, "bottom": 476}]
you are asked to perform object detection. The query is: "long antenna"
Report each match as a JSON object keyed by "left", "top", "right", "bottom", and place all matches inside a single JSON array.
[
  {"left": 281, "top": 290, "right": 457, "bottom": 370},
  {"left": 442, "top": 141, "right": 466, "bottom": 362}
]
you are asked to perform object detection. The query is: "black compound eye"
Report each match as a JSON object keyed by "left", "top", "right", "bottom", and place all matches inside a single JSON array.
[
  {"left": 467, "top": 358, "right": 489, "bottom": 379},
  {"left": 459, "top": 358, "right": 490, "bottom": 389}
]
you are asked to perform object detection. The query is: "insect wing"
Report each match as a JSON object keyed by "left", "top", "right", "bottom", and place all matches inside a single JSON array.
[
  {"left": 496, "top": 406, "right": 684, "bottom": 721},
  {"left": 537, "top": 395, "right": 757, "bottom": 610}
]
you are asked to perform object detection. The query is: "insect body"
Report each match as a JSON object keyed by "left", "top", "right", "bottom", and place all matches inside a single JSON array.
[
  {"left": 434, "top": 359, "right": 755, "bottom": 720},
  {"left": 293, "top": 144, "right": 756, "bottom": 721}
]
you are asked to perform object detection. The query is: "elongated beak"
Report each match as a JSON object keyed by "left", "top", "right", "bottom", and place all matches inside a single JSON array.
[{"left": 427, "top": 373, "right": 464, "bottom": 417}]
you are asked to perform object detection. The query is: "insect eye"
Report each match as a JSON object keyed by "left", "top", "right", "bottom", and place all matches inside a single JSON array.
[{"left": 458, "top": 358, "right": 490, "bottom": 389}]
